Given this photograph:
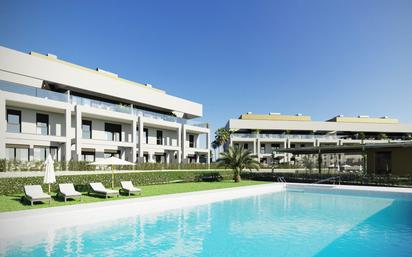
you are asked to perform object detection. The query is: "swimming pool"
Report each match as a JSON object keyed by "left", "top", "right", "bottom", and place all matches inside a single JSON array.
[{"left": 1, "top": 184, "right": 412, "bottom": 256}]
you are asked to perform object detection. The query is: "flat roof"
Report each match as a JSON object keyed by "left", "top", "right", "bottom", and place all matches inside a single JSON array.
[{"left": 275, "top": 142, "right": 412, "bottom": 154}]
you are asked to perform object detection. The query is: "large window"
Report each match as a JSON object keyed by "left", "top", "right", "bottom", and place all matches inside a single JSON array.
[
  {"left": 156, "top": 130, "right": 163, "bottom": 145},
  {"left": 6, "top": 146, "right": 29, "bottom": 161},
  {"left": 105, "top": 123, "right": 121, "bottom": 141},
  {"left": 7, "top": 109, "right": 21, "bottom": 133},
  {"left": 244, "top": 143, "right": 249, "bottom": 150},
  {"left": 189, "top": 135, "right": 195, "bottom": 148},
  {"left": 81, "top": 151, "right": 95, "bottom": 162},
  {"left": 34, "top": 146, "right": 58, "bottom": 161},
  {"left": 36, "top": 113, "right": 49, "bottom": 135},
  {"left": 143, "top": 128, "right": 148, "bottom": 144},
  {"left": 82, "top": 120, "right": 92, "bottom": 139},
  {"left": 104, "top": 150, "right": 120, "bottom": 159}
]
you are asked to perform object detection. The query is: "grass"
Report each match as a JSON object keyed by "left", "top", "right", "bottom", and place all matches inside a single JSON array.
[{"left": 0, "top": 180, "right": 269, "bottom": 213}]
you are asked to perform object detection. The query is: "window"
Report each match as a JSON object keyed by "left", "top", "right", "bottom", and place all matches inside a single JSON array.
[
  {"left": 7, "top": 109, "right": 21, "bottom": 133},
  {"left": 81, "top": 151, "right": 95, "bottom": 162},
  {"left": 156, "top": 130, "right": 163, "bottom": 145},
  {"left": 189, "top": 135, "right": 195, "bottom": 148},
  {"left": 271, "top": 144, "right": 280, "bottom": 151},
  {"left": 6, "top": 146, "right": 29, "bottom": 161},
  {"left": 104, "top": 150, "right": 120, "bottom": 159},
  {"left": 243, "top": 143, "right": 249, "bottom": 150},
  {"left": 234, "top": 143, "right": 239, "bottom": 149},
  {"left": 36, "top": 113, "right": 49, "bottom": 135},
  {"left": 143, "top": 128, "right": 148, "bottom": 144},
  {"left": 34, "top": 146, "right": 58, "bottom": 161},
  {"left": 290, "top": 144, "right": 295, "bottom": 148},
  {"left": 260, "top": 143, "right": 265, "bottom": 154},
  {"left": 82, "top": 120, "right": 92, "bottom": 139},
  {"left": 105, "top": 123, "right": 121, "bottom": 141},
  {"left": 155, "top": 155, "right": 162, "bottom": 163}
]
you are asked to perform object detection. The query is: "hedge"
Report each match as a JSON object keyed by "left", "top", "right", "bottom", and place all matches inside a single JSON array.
[
  {"left": 241, "top": 171, "right": 412, "bottom": 187},
  {"left": 0, "top": 159, "right": 220, "bottom": 172},
  {"left": 0, "top": 170, "right": 234, "bottom": 195}
]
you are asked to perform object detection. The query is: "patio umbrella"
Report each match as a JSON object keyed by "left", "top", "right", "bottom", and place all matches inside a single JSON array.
[
  {"left": 89, "top": 157, "right": 135, "bottom": 189},
  {"left": 43, "top": 154, "right": 56, "bottom": 194}
]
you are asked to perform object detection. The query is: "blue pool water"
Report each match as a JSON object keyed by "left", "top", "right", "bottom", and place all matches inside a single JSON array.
[{"left": 2, "top": 189, "right": 412, "bottom": 257}]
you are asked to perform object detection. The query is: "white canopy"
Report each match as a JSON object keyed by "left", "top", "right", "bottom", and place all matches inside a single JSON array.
[
  {"left": 89, "top": 157, "right": 134, "bottom": 189},
  {"left": 43, "top": 154, "right": 56, "bottom": 184},
  {"left": 43, "top": 154, "right": 56, "bottom": 194}
]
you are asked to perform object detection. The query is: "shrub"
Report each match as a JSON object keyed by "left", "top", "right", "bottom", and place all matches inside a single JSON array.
[
  {"left": 0, "top": 159, "right": 220, "bottom": 172},
  {"left": 0, "top": 170, "right": 234, "bottom": 195}
]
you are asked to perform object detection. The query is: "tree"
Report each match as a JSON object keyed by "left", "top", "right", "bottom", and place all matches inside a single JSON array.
[
  {"left": 215, "top": 128, "right": 231, "bottom": 147},
  {"left": 217, "top": 146, "right": 260, "bottom": 182},
  {"left": 359, "top": 132, "right": 366, "bottom": 144},
  {"left": 211, "top": 140, "right": 219, "bottom": 162}
]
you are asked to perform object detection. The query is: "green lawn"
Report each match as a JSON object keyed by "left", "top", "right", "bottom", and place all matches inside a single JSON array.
[{"left": 0, "top": 180, "right": 269, "bottom": 213}]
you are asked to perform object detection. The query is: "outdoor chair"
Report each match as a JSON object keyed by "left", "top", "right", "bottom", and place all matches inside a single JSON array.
[
  {"left": 23, "top": 185, "right": 51, "bottom": 206},
  {"left": 89, "top": 182, "right": 119, "bottom": 198},
  {"left": 120, "top": 181, "right": 142, "bottom": 196},
  {"left": 58, "top": 183, "right": 82, "bottom": 202}
]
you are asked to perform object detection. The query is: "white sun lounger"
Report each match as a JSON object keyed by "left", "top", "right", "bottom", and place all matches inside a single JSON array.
[
  {"left": 58, "top": 183, "right": 82, "bottom": 202},
  {"left": 24, "top": 185, "right": 51, "bottom": 206},
  {"left": 120, "top": 181, "right": 142, "bottom": 196},
  {"left": 89, "top": 182, "right": 119, "bottom": 198}
]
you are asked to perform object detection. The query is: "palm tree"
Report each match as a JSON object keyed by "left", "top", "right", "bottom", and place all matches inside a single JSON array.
[
  {"left": 217, "top": 146, "right": 260, "bottom": 182},
  {"left": 215, "top": 128, "right": 231, "bottom": 147},
  {"left": 211, "top": 140, "right": 219, "bottom": 162}
]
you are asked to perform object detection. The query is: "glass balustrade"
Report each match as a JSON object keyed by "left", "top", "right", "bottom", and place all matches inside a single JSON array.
[
  {"left": 0, "top": 80, "right": 68, "bottom": 102},
  {"left": 1, "top": 80, "right": 209, "bottom": 127},
  {"left": 232, "top": 133, "right": 340, "bottom": 140}
]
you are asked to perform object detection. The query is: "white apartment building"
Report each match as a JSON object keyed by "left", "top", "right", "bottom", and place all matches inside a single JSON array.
[
  {"left": 227, "top": 113, "right": 412, "bottom": 166},
  {"left": 0, "top": 46, "right": 210, "bottom": 164}
]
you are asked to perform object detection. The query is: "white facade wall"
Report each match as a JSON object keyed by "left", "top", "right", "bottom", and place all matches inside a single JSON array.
[{"left": 0, "top": 46, "right": 211, "bottom": 165}]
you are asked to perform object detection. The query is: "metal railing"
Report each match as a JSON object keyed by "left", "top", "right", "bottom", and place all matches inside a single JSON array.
[{"left": 312, "top": 176, "right": 341, "bottom": 185}]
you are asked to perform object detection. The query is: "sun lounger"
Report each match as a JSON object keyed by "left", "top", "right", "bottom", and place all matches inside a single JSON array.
[
  {"left": 120, "top": 181, "right": 142, "bottom": 196},
  {"left": 23, "top": 185, "right": 51, "bottom": 206},
  {"left": 89, "top": 182, "right": 119, "bottom": 198},
  {"left": 58, "top": 183, "right": 82, "bottom": 202}
]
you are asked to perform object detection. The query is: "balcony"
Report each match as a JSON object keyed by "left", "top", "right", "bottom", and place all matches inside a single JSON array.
[
  {"left": 0, "top": 80, "right": 68, "bottom": 103},
  {"left": 1, "top": 80, "right": 209, "bottom": 127},
  {"left": 232, "top": 133, "right": 340, "bottom": 140}
]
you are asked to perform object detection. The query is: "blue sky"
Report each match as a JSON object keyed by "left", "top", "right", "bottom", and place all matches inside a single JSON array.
[{"left": 1, "top": 0, "right": 411, "bottom": 134}]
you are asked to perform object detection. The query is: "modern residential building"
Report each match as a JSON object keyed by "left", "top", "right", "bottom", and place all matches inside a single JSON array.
[
  {"left": 0, "top": 46, "right": 210, "bottom": 164},
  {"left": 227, "top": 112, "right": 412, "bottom": 166}
]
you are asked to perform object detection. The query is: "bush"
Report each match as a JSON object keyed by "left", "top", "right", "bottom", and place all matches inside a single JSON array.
[
  {"left": 0, "top": 159, "right": 220, "bottom": 172},
  {"left": 0, "top": 170, "right": 234, "bottom": 195}
]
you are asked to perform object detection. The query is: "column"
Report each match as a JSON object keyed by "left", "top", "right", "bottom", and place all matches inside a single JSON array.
[
  {"left": 75, "top": 106, "right": 82, "bottom": 161},
  {"left": 0, "top": 95, "right": 6, "bottom": 159},
  {"left": 195, "top": 154, "right": 200, "bottom": 163},
  {"left": 65, "top": 107, "right": 72, "bottom": 163},
  {"left": 181, "top": 125, "right": 186, "bottom": 163},
  {"left": 177, "top": 126, "right": 182, "bottom": 163},
  {"left": 138, "top": 117, "right": 144, "bottom": 161},
  {"left": 206, "top": 131, "right": 211, "bottom": 165},
  {"left": 286, "top": 139, "right": 291, "bottom": 163},
  {"left": 132, "top": 118, "right": 137, "bottom": 162}
]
